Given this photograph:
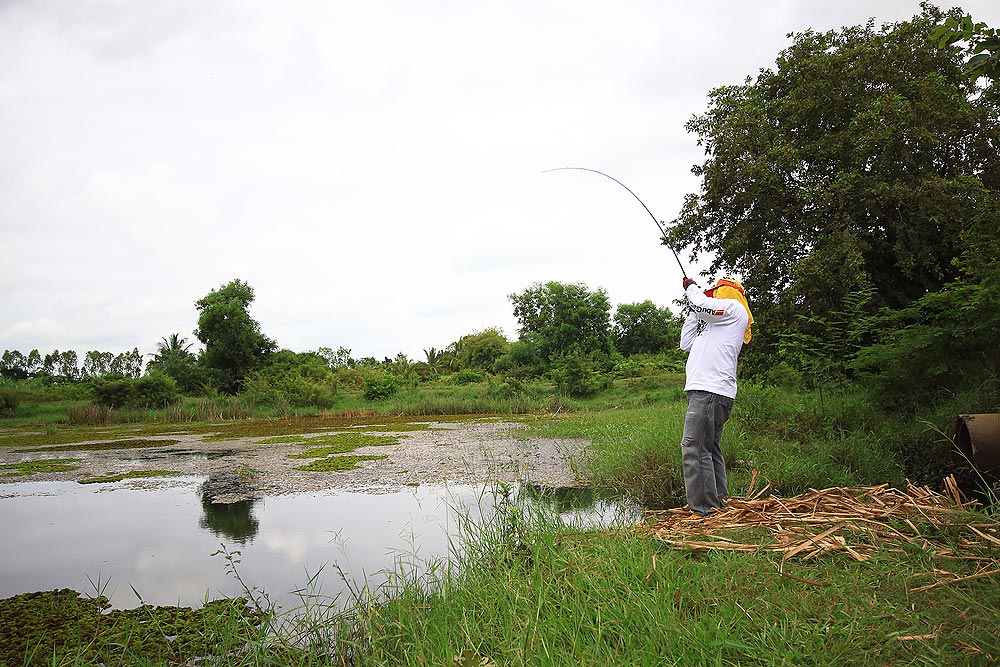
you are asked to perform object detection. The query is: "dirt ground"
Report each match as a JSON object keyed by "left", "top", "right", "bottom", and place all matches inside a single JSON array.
[{"left": 0, "top": 419, "right": 591, "bottom": 500}]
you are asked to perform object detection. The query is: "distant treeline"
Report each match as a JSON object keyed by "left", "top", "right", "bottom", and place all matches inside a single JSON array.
[
  {"left": 0, "top": 277, "right": 685, "bottom": 410},
  {"left": 0, "top": 348, "right": 144, "bottom": 381}
]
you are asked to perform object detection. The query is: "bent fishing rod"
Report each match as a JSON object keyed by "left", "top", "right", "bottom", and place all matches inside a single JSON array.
[{"left": 542, "top": 166, "right": 688, "bottom": 277}]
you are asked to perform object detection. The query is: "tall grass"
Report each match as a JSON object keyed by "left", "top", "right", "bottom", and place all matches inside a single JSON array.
[
  {"left": 335, "top": 481, "right": 1000, "bottom": 666},
  {"left": 353, "top": 534, "right": 999, "bottom": 665},
  {"left": 528, "top": 382, "right": 922, "bottom": 509},
  {"left": 529, "top": 404, "right": 688, "bottom": 509}
]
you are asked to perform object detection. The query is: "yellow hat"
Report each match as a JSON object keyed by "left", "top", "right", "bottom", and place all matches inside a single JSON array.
[{"left": 706, "top": 278, "right": 753, "bottom": 344}]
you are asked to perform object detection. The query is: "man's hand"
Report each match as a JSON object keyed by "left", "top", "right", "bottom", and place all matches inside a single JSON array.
[{"left": 683, "top": 277, "right": 697, "bottom": 290}]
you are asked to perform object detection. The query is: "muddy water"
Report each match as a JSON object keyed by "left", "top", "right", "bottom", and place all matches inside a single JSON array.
[{"left": 0, "top": 478, "right": 638, "bottom": 611}]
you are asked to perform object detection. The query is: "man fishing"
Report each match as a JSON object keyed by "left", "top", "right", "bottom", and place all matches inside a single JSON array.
[{"left": 678, "top": 276, "right": 754, "bottom": 517}]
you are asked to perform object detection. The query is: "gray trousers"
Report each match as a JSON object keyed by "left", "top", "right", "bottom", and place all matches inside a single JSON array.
[{"left": 681, "top": 390, "right": 733, "bottom": 516}]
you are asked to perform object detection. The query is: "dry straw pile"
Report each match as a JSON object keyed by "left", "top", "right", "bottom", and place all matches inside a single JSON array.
[{"left": 640, "top": 473, "right": 1000, "bottom": 590}]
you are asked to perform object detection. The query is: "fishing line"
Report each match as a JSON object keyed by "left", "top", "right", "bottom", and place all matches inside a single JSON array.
[{"left": 542, "top": 166, "right": 687, "bottom": 277}]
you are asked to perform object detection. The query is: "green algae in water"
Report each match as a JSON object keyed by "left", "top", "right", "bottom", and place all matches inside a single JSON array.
[
  {"left": 0, "top": 589, "right": 265, "bottom": 667},
  {"left": 196, "top": 413, "right": 471, "bottom": 442},
  {"left": 295, "top": 454, "right": 386, "bottom": 472},
  {"left": 17, "top": 438, "right": 182, "bottom": 453},
  {"left": 5, "top": 424, "right": 187, "bottom": 449},
  {"left": 0, "top": 458, "right": 80, "bottom": 477},
  {"left": 363, "top": 422, "right": 437, "bottom": 432},
  {"left": 78, "top": 469, "right": 179, "bottom": 484},
  {"left": 257, "top": 434, "right": 312, "bottom": 444},
  {"left": 5, "top": 414, "right": 468, "bottom": 448},
  {"left": 287, "top": 433, "right": 398, "bottom": 459}
]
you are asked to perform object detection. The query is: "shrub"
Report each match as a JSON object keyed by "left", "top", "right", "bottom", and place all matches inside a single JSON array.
[
  {"left": 363, "top": 373, "right": 400, "bottom": 401},
  {"left": 489, "top": 376, "right": 526, "bottom": 399},
  {"left": 0, "top": 388, "right": 18, "bottom": 416},
  {"left": 244, "top": 370, "right": 336, "bottom": 408},
  {"left": 494, "top": 341, "right": 544, "bottom": 378},
  {"left": 92, "top": 377, "right": 134, "bottom": 408},
  {"left": 132, "top": 373, "right": 180, "bottom": 408},
  {"left": 550, "top": 352, "right": 610, "bottom": 398},
  {"left": 92, "top": 373, "right": 179, "bottom": 409},
  {"left": 451, "top": 369, "right": 486, "bottom": 385},
  {"left": 762, "top": 362, "right": 803, "bottom": 388}
]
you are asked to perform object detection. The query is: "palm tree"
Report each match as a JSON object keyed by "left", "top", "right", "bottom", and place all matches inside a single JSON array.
[
  {"left": 423, "top": 347, "right": 444, "bottom": 376},
  {"left": 150, "top": 333, "right": 194, "bottom": 365}
]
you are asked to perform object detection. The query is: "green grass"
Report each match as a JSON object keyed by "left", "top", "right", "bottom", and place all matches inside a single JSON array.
[
  {"left": 0, "top": 423, "right": 190, "bottom": 449},
  {"left": 524, "top": 384, "right": 914, "bottom": 508},
  {"left": 0, "top": 399, "right": 91, "bottom": 426},
  {"left": 526, "top": 403, "right": 688, "bottom": 509},
  {"left": 352, "top": 517, "right": 1000, "bottom": 666}
]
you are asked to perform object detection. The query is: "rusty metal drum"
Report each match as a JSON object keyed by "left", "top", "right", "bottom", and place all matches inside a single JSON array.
[{"left": 955, "top": 413, "right": 1000, "bottom": 479}]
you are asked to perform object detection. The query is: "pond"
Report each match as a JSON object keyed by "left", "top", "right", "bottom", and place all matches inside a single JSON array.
[{"left": 1, "top": 478, "right": 640, "bottom": 612}]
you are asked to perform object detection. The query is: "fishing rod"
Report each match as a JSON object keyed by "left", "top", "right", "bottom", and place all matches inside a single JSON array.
[{"left": 542, "top": 166, "right": 688, "bottom": 277}]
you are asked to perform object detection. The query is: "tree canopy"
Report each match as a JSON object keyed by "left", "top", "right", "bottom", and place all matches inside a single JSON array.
[
  {"left": 666, "top": 4, "right": 1000, "bottom": 381},
  {"left": 613, "top": 301, "right": 680, "bottom": 357},
  {"left": 509, "top": 281, "right": 614, "bottom": 363},
  {"left": 194, "top": 279, "right": 277, "bottom": 393}
]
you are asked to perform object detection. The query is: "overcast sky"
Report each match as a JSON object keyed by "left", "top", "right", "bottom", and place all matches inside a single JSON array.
[{"left": 2, "top": 1, "right": 998, "bottom": 363}]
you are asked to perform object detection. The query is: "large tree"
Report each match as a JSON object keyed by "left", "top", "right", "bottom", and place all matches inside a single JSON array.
[
  {"left": 509, "top": 281, "right": 614, "bottom": 364},
  {"left": 666, "top": 4, "right": 1000, "bottom": 367},
  {"left": 194, "top": 279, "right": 276, "bottom": 393},
  {"left": 613, "top": 301, "right": 681, "bottom": 357}
]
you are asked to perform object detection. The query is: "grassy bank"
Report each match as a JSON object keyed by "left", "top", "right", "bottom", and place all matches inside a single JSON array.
[
  {"left": 352, "top": 512, "right": 998, "bottom": 665},
  {"left": 2, "top": 380, "right": 998, "bottom": 665},
  {"left": 0, "top": 367, "right": 686, "bottom": 428}
]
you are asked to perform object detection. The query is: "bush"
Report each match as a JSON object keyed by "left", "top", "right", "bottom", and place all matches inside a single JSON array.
[
  {"left": 494, "top": 341, "right": 544, "bottom": 378},
  {"left": 92, "top": 377, "right": 134, "bottom": 408},
  {"left": 244, "top": 372, "right": 336, "bottom": 409},
  {"left": 550, "top": 352, "right": 611, "bottom": 398},
  {"left": 363, "top": 373, "right": 400, "bottom": 401},
  {"left": 450, "top": 369, "right": 486, "bottom": 385},
  {"left": 132, "top": 373, "right": 180, "bottom": 408},
  {"left": 489, "top": 376, "right": 526, "bottom": 399},
  {"left": 92, "top": 374, "right": 179, "bottom": 409},
  {"left": 763, "top": 362, "right": 804, "bottom": 388},
  {"left": 0, "top": 388, "right": 18, "bottom": 416}
]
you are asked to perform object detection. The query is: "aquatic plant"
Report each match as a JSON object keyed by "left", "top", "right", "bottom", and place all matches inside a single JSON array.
[
  {"left": 287, "top": 433, "right": 398, "bottom": 459},
  {"left": 78, "top": 469, "right": 178, "bottom": 484},
  {"left": 0, "top": 457, "right": 79, "bottom": 477},
  {"left": 294, "top": 455, "right": 386, "bottom": 472},
  {"left": 0, "top": 588, "right": 265, "bottom": 666}
]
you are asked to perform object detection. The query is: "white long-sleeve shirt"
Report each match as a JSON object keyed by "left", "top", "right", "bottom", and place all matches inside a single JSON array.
[{"left": 680, "top": 284, "right": 749, "bottom": 399}]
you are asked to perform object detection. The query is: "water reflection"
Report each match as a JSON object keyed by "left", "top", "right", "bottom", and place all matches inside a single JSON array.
[
  {"left": 1, "top": 479, "right": 637, "bottom": 610},
  {"left": 199, "top": 472, "right": 261, "bottom": 543},
  {"left": 199, "top": 497, "right": 260, "bottom": 543},
  {"left": 520, "top": 483, "right": 601, "bottom": 511},
  {"left": 518, "top": 483, "right": 643, "bottom": 525}
]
